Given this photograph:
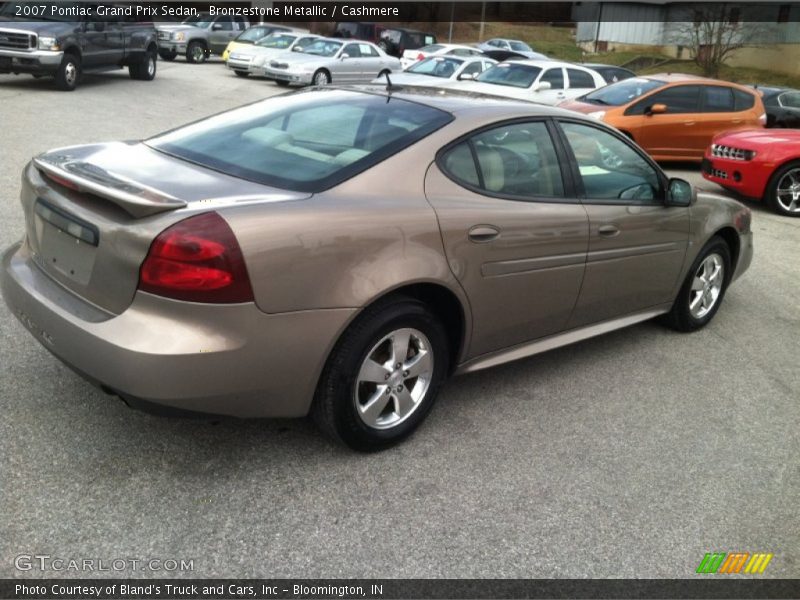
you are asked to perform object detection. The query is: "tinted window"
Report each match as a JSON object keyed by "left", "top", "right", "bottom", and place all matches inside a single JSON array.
[
  {"left": 477, "top": 63, "right": 542, "bottom": 89},
  {"left": 147, "top": 91, "right": 452, "bottom": 193},
  {"left": 583, "top": 78, "right": 665, "bottom": 106},
  {"left": 703, "top": 86, "right": 735, "bottom": 112},
  {"left": 509, "top": 41, "right": 532, "bottom": 52},
  {"left": 408, "top": 56, "right": 463, "bottom": 78},
  {"left": 561, "top": 122, "right": 660, "bottom": 203},
  {"left": 630, "top": 85, "right": 702, "bottom": 115},
  {"left": 567, "top": 69, "right": 596, "bottom": 89},
  {"left": 778, "top": 91, "right": 800, "bottom": 108},
  {"left": 541, "top": 68, "right": 565, "bottom": 90},
  {"left": 256, "top": 33, "right": 297, "bottom": 49},
  {"left": 460, "top": 61, "right": 484, "bottom": 77},
  {"left": 236, "top": 26, "right": 271, "bottom": 42},
  {"left": 440, "top": 122, "right": 564, "bottom": 199},
  {"left": 343, "top": 44, "right": 362, "bottom": 58},
  {"left": 418, "top": 44, "right": 444, "bottom": 53}
]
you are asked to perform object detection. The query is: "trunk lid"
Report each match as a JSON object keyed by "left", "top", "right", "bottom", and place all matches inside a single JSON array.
[{"left": 23, "top": 142, "right": 310, "bottom": 314}]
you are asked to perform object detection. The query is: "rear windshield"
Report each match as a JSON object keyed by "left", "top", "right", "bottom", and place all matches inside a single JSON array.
[
  {"left": 417, "top": 44, "right": 444, "bottom": 53},
  {"left": 236, "top": 27, "right": 272, "bottom": 43},
  {"left": 582, "top": 77, "right": 665, "bottom": 106},
  {"left": 509, "top": 41, "right": 532, "bottom": 52},
  {"left": 476, "top": 63, "right": 542, "bottom": 88},
  {"left": 408, "top": 56, "right": 464, "bottom": 77},
  {"left": 146, "top": 90, "right": 453, "bottom": 193}
]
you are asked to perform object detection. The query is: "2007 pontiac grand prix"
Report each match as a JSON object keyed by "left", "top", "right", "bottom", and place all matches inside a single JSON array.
[{"left": 1, "top": 86, "right": 752, "bottom": 450}]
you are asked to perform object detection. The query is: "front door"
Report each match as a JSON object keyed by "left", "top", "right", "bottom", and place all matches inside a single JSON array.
[
  {"left": 556, "top": 119, "right": 690, "bottom": 327},
  {"left": 634, "top": 84, "right": 703, "bottom": 159},
  {"left": 424, "top": 120, "right": 589, "bottom": 357},
  {"left": 208, "top": 16, "right": 236, "bottom": 54}
]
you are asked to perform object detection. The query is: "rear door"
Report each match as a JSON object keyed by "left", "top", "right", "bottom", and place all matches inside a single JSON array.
[
  {"left": 634, "top": 85, "right": 703, "bottom": 159},
  {"left": 566, "top": 67, "right": 601, "bottom": 100},
  {"left": 424, "top": 119, "right": 589, "bottom": 356},
  {"left": 555, "top": 119, "right": 689, "bottom": 327}
]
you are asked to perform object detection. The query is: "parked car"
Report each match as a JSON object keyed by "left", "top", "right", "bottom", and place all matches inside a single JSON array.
[
  {"left": 450, "top": 60, "right": 605, "bottom": 105},
  {"left": 400, "top": 43, "right": 484, "bottom": 70},
  {"left": 752, "top": 86, "right": 800, "bottom": 128},
  {"left": 702, "top": 129, "right": 800, "bottom": 216},
  {"left": 374, "top": 55, "right": 496, "bottom": 86},
  {"left": 477, "top": 38, "right": 545, "bottom": 60},
  {"left": 559, "top": 74, "right": 766, "bottom": 161},
  {"left": 156, "top": 13, "right": 249, "bottom": 63},
  {"left": 0, "top": 3, "right": 158, "bottom": 91},
  {"left": 581, "top": 63, "right": 636, "bottom": 84},
  {"left": 1, "top": 87, "right": 753, "bottom": 450},
  {"left": 227, "top": 32, "right": 320, "bottom": 78},
  {"left": 261, "top": 38, "right": 400, "bottom": 86},
  {"left": 378, "top": 27, "right": 437, "bottom": 58},
  {"left": 332, "top": 22, "right": 385, "bottom": 43},
  {"left": 221, "top": 23, "right": 297, "bottom": 62}
]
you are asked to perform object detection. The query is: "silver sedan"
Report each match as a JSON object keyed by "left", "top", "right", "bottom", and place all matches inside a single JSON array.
[{"left": 261, "top": 38, "right": 401, "bottom": 86}]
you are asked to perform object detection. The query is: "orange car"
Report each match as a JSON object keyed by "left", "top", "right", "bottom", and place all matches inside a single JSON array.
[{"left": 559, "top": 74, "right": 766, "bottom": 161}]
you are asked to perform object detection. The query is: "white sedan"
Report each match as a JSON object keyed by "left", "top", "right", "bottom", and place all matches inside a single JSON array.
[
  {"left": 448, "top": 59, "right": 606, "bottom": 105},
  {"left": 399, "top": 43, "right": 484, "bottom": 70},
  {"left": 227, "top": 32, "right": 321, "bottom": 77},
  {"left": 374, "top": 56, "right": 496, "bottom": 87}
]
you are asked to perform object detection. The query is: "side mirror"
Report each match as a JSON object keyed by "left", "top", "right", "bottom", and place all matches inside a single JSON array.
[
  {"left": 292, "top": 46, "right": 303, "bottom": 52},
  {"left": 212, "top": 23, "right": 224, "bottom": 31},
  {"left": 340, "top": 53, "right": 350, "bottom": 60},
  {"left": 666, "top": 178, "right": 693, "bottom": 206},
  {"left": 458, "top": 72, "right": 475, "bottom": 81},
  {"left": 647, "top": 103, "right": 667, "bottom": 115},
  {"left": 533, "top": 81, "right": 552, "bottom": 92}
]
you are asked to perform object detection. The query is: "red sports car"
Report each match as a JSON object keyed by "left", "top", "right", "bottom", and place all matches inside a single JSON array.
[{"left": 702, "top": 129, "right": 800, "bottom": 217}]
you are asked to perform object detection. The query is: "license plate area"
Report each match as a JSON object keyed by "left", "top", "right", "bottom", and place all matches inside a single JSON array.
[{"left": 33, "top": 199, "right": 98, "bottom": 286}]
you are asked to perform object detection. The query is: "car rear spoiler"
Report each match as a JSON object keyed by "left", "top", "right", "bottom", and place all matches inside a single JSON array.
[{"left": 33, "top": 155, "right": 187, "bottom": 218}]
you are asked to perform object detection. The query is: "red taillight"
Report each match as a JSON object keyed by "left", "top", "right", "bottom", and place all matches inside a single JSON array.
[
  {"left": 417, "top": 52, "right": 425, "bottom": 61},
  {"left": 139, "top": 212, "right": 254, "bottom": 303},
  {"left": 43, "top": 171, "right": 80, "bottom": 191}
]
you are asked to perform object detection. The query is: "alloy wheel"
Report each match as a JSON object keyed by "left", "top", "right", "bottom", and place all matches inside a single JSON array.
[
  {"left": 775, "top": 168, "right": 800, "bottom": 213},
  {"left": 689, "top": 253, "right": 724, "bottom": 319}
]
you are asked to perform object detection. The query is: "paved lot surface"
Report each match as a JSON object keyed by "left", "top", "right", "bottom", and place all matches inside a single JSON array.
[{"left": 1, "top": 60, "right": 798, "bottom": 579}]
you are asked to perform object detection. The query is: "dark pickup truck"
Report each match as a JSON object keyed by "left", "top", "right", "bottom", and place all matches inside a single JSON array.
[{"left": 0, "top": 3, "right": 158, "bottom": 91}]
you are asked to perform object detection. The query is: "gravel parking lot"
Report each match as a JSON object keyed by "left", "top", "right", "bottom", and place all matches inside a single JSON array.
[{"left": 1, "top": 59, "right": 798, "bottom": 579}]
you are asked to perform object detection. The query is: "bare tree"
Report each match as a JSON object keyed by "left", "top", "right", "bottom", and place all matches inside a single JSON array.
[{"left": 671, "top": 5, "right": 765, "bottom": 78}]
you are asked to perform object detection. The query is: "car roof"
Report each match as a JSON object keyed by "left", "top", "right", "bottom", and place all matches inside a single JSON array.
[
  {"left": 581, "top": 63, "right": 633, "bottom": 70},
  {"left": 504, "top": 59, "right": 588, "bottom": 69},
  {"left": 641, "top": 73, "right": 761, "bottom": 93}
]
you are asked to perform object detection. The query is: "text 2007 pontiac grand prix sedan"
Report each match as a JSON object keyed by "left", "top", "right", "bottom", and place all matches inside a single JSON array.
[{"left": 1, "top": 86, "right": 753, "bottom": 450}]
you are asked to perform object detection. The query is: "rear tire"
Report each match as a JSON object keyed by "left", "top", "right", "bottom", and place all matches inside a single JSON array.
[
  {"left": 158, "top": 49, "right": 177, "bottom": 61},
  {"left": 312, "top": 297, "right": 449, "bottom": 451},
  {"left": 129, "top": 48, "right": 157, "bottom": 81},
  {"left": 765, "top": 160, "right": 800, "bottom": 217},
  {"left": 186, "top": 41, "right": 207, "bottom": 64},
  {"left": 662, "top": 236, "right": 731, "bottom": 332},
  {"left": 54, "top": 52, "right": 80, "bottom": 91}
]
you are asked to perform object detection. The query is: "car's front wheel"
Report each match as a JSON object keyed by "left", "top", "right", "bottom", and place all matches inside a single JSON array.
[
  {"left": 186, "top": 41, "right": 207, "bottom": 64},
  {"left": 765, "top": 160, "right": 800, "bottom": 217},
  {"left": 663, "top": 236, "right": 731, "bottom": 332},
  {"left": 312, "top": 69, "right": 331, "bottom": 86},
  {"left": 54, "top": 52, "right": 80, "bottom": 91},
  {"left": 312, "top": 297, "right": 449, "bottom": 451}
]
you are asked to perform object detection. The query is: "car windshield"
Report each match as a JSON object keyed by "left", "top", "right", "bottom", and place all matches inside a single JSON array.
[
  {"left": 509, "top": 41, "right": 532, "bottom": 52},
  {"left": 256, "top": 33, "right": 297, "bottom": 49},
  {"left": 476, "top": 63, "right": 542, "bottom": 88},
  {"left": 146, "top": 90, "right": 453, "bottom": 193},
  {"left": 0, "top": 2, "right": 81, "bottom": 21},
  {"left": 302, "top": 40, "right": 343, "bottom": 57},
  {"left": 408, "top": 56, "right": 464, "bottom": 78},
  {"left": 183, "top": 14, "right": 214, "bottom": 28},
  {"left": 235, "top": 27, "right": 272, "bottom": 43},
  {"left": 582, "top": 78, "right": 665, "bottom": 105}
]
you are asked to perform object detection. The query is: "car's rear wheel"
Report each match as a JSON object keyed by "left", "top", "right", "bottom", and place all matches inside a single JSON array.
[
  {"left": 186, "top": 41, "right": 207, "bottom": 64},
  {"left": 159, "top": 49, "right": 177, "bottom": 61},
  {"left": 312, "top": 69, "right": 331, "bottom": 86},
  {"left": 312, "top": 297, "right": 449, "bottom": 451},
  {"left": 54, "top": 52, "right": 80, "bottom": 91},
  {"left": 129, "top": 48, "right": 157, "bottom": 81},
  {"left": 765, "top": 160, "right": 800, "bottom": 217},
  {"left": 662, "top": 236, "right": 731, "bottom": 332}
]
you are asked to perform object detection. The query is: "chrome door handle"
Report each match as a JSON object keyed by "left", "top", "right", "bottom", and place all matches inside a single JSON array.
[
  {"left": 468, "top": 225, "right": 500, "bottom": 243},
  {"left": 598, "top": 224, "right": 620, "bottom": 237}
]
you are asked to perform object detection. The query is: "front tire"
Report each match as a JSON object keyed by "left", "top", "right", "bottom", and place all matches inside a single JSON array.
[
  {"left": 312, "top": 69, "right": 331, "bottom": 86},
  {"left": 186, "top": 41, "right": 207, "bottom": 64},
  {"left": 129, "top": 48, "right": 157, "bottom": 81},
  {"left": 765, "top": 160, "right": 800, "bottom": 217},
  {"left": 662, "top": 236, "right": 731, "bottom": 332},
  {"left": 54, "top": 52, "right": 80, "bottom": 91},
  {"left": 312, "top": 298, "right": 449, "bottom": 451}
]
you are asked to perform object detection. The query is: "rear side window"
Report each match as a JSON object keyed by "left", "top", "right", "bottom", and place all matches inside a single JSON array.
[
  {"left": 703, "top": 86, "right": 735, "bottom": 112},
  {"left": 734, "top": 89, "right": 757, "bottom": 110},
  {"left": 567, "top": 68, "right": 596, "bottom": 89},
  {"left": 779, "top": 91, "right": 800, "bottom": 108},
  {"left": 439, "top": 122, "right": 565, "bottom": 199},
  {"left": 147, "top": 91, "right": 452, "bottom": 193}
]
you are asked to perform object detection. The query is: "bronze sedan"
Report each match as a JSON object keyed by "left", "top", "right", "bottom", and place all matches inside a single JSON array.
[{"left": 1, "top": 86, "right": 753, "bottom": 450}]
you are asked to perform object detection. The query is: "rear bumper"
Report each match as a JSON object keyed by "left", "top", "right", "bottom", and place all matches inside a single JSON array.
[
  {"left": 0, "top": 48, "right": 63, "bottom": 74},
  {"left": 701, "top": 155, "right": 769, "bottom": 201},
  {"left": 1, "top": 241, "right": 355, "bottom": 418}
]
